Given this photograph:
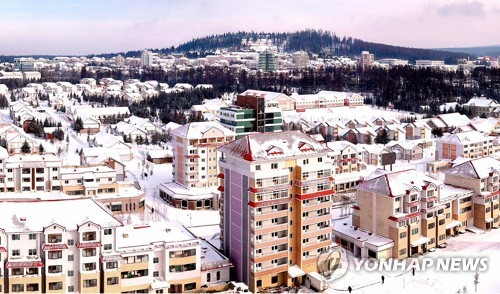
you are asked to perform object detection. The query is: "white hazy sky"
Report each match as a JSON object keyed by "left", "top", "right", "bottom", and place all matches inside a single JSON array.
[{"left": 0, "top": 0, "right": 499, "bottom": 55}]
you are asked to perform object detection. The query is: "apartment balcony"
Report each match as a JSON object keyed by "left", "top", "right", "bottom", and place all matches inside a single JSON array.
[
  {"left": 302, "top": 200, "right": 331, "bottom": 212},
  {"left": 253, "top": 258, "right": 288, "bottom": 274},
  {"left": 251, "top": 223, "right": 288, "bottom": 235},
  {"left": 251, "top": 208, "right": 289, "bottom": 222},
  {"left": 302, "top": 212, "right": 331, "bottom": 226},
  {"left": 302, "top": 238, "right": 332, "bottom": 251},
  {"left": 302, "top": 226, "right": 331, "bottom": 239},
  {"left": 253, "top": 234, "right": 288, "bottom": 250},
  {"left": 252, "top": 249, "right": 288, "bottom": 264},
  {"left": 295, "top": 176, "right": 333, "bottom": 187}
]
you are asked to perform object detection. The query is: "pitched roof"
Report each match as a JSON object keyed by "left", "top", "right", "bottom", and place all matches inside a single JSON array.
[
  {"left": 445, "top": 157, "right": 500, "bottom": 179},
  {"left": 356, "top": 169, "right": 441, "bottom": 197},
  {"left": 171, "top": 122, "right": 235, "bottom": 139},
  {"left": 218, "top": 131, "right": 329, "bottom": 161}
]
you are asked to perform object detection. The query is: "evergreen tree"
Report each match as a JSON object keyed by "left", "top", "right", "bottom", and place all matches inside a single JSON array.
[
  {"left": 21, "top": 140, "right": 31, "bottom": 154},
  {"left": 73, "top": 117, "right": 83, "bottom": 132},
  {"left": 375, "top": 129, "right": 390, "bottom": 144},
  {"left": 38, "top": 144, "right": 45, "bottom": 154}
]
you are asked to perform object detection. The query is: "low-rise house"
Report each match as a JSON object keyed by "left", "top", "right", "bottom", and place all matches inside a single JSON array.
[
  {"left": 147, "top": 149, "right": 173, "bottom": 164},
  {"left": 386, "top": 140, "right": 425, "bottom": 161},
  {"left": 463, "top": 96, "right": 500, "bottom": 117},
  {"left": 357, "top": 144, "right": 393, "bottom": 166},
  {"left": 403, "top": 121, "right": 432, "bottom": 140}
]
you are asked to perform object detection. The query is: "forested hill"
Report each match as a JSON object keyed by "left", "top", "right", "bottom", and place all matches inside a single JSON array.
[{"left": 93, "top": 30, "right": 472, "bottom": 64}]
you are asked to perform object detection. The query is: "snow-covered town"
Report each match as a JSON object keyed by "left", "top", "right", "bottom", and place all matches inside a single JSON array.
[
  {"left": 2, "top": 1, "right": 500, "bottom": 293},
  {"left": 0, "top": 74, "right": 498, "bottom": 293}
]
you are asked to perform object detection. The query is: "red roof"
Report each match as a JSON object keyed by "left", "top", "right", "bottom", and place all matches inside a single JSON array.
[
  {"left": 42, "top": 243, "right": 69, "bottom": 251},
  {"left": 217, "top": 186, "right": 224, "bottom": 192},
  {"left": 0, "top": 246, "right": 6, "bottom": 253},
  {"left": 388, "top": 211, "right": 420, "bottom": 222},
  {"left": 6, "top": 261, "right": 44, "bottom": 268},
  {"left": 76, "top": 241, "right": 102, "bottom": 249},
  {"left": 217, "top": 173, "right": 224, "bottom": 179}
]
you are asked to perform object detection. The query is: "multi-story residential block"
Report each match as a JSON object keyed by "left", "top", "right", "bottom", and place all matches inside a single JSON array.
[
  {"left": 402, "top": 121, "right": 432, "bottom": 140},
  {"left": 327, "top": 141, "right": 367, "bottom": 194},
  {"left": 435, "top": 130, "right": 497, "bottom": 160},
  {"left": 159, "top": 122, "right": 235, "bottom": 210},
  {"left": 444, "top": 157, "right": 500, "bottom": 230},
  {"left": 218, "top": 131, "right": 338, "bottom": 292},
  {"left": 462, "top": 96, "right": 499, "bottom": 117},
  {"left": 259, "top": 51, "right": 276, "bottom": 72},
  {"left": 334, "top": 169, "right": 475, "bottom": 260},
  {"left": 0, "top": 151, "right": 61, "bottom": 192},
  {"left": 0, "top": 198, "right": 231, "bottom": 293},
  {"left": 219, "top": 91, "right": 283, "bottom": 138},
  {"left": 358, "top": 51, "right": 374, "bottom": 69}
]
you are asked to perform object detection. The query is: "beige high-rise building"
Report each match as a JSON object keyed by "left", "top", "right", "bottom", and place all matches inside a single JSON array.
[
  {"left": 159, "top": 122, "right": 235, "bottom": 210},
  {"left": 218, "top": 131, "right": 338, "bottom": 292}
]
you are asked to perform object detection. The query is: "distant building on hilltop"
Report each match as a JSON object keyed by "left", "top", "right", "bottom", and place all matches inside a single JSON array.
[
  {"left": 258, "top": 50, "right": 276, "bottom": 71},
  {"left": 140, "top": 50, "right": 153, "bottom": 68}
]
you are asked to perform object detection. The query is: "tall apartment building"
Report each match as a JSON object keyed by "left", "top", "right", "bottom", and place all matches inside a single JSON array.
[
  {"left": 159, "top": 122, "right": 235, "bottom": 210},
  {"left": 334, "top": 169, "right": 478, "bottom": 260},
  {"left": 258, "top": 51, "right": 276, "bottom": 72},
  {"left": 0, "top": 198, "right": 231, "bottom": 293},
  {"left": 218, "top": 131, "right": 337, "bottom": 292},
  {"left": 435, "top": 130, "right": 497, "bottom": 160},
  {"left": 358, "top": 51, "right": 374, "bottom": 70},
  {"left": 219, "top": 92, "right": 283, "bottom": 138},
  {"left": 140, "top": 51, "right": 153, "bottom": 68}
]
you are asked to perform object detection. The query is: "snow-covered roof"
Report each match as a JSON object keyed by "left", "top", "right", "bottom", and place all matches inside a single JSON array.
[
  {"left": 437, "top": 130, "right": 492, "bottom": 144},
  {"left": 463, "top": 97, "right": 499, "bottom": 107},
  {"left": 218, "top": 131, "right": 330, "bottom": 161},
  {"left": 148, "top": 149, "right": 173, "bottom": 158},
  {"left": 333, "top": 218, "right": 393, "bottom": 250},
  {"left": 356, "top": 169, "right": 441, "bottom": 197},
  {"left": 113, "top": 121, "right": 146, "bottom": 135},
  {"left": 241, "top": 89, "right": 289, "bottom": 102},
  {"left": 115, "top": 222, "right": 198, "bottom": 250},
  {"left": 357, "top": 144, "right": 390, "bottom": 155},
  {"left": 444, "top": 157, "right": 500, "bottom": 179},
  {"left": 171, "top": 121, "right": 235, "bottom": 139},
  {"left": 0, "top": 198, "right": 122, "bottom": 233},
  {"left": 436, "top": 113, "right": 471, "bottom": 128},
  {"left": 469, "top": 117, "right": 499, "bottom": 134},
  {"left": 327, "top": 140, "right": 360, "bottom": 153}
]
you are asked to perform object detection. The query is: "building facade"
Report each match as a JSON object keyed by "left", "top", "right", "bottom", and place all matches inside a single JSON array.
[{"left": 218, "top": 131, "right": 338, "bottom": 292}]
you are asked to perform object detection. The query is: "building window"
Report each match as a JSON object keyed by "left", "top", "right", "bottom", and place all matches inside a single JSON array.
[
  {"left": 48, "top": 265, "right": 62, "bottom": 273},
  {"left": 83, "top": 248, "right": 96, "bottom": 257},
  {"left": 29, "top": 233, "right": 37, "bottom": 240},
  {"left": 153, "top": 271, "right": 159, "bottom": 277},
  {"left": 82, "top": 232, "right": 96, "bottom": 241},
  {"left": 106, "top": 262, "right": 118, "bottom": 269},
  {"left": 271, "top": 275, "right": 279, "bottom": 284},
  {"left": 107, "top": 277, "right": 119, "bottom": 285},
  {"left": 68, "top": 254, "right": 74, "bottom": 261},
  {"left": 12, "top": 284, "right": 24, "bottom": 292},
  {"left": 257, "top": 280, "right": 262, "bottom": 288},
  {"left": 411, "top": 228, "right": 419, "bottom": 235},
  {"left": 271, "top": 163, "right": 278, "bottom": 169},
  {"left": 12, "top": 249, "right": 20, "bottom": 256},
  {"left": 49, "top": 282, "right": 63, "bottom": 291},
  {"left": 399, "top": 248, "right": 406, "bottom": 255},
  {"left": 48, "top": 234, "right": 62, "bottom": 243},
  {"left": 67, "top": 239, "right": 74, "bottom": 246},
  {"left": 48, "top": 250, "right": 65, "bottom": 260},
  {"left": 12, "top": 234, "right": 20, "bottom": 240},
  {"left": 83, "top": 279, "right": 97, "bottom": 288},
  {"left": 428, "top": 223, "right": 435, "bottom": 229},
  {"left": 217, "top": 271, "right": 221, "bottom": 281},
  {"left": 68, "top": 286, "right": 74, "bottom": 292},
  {"left": 104, "top": 244, "right": 112, "bottom": 251},
  {"left": 184, "top": 283, "right": 196, "bottom": 291},
  {"left": 68, "top": 270, "right": 74, "bottom": 276},
  {"left": 29, "top": 249, "right": 37, "bottom": 256},
  {"left": 153, "top": 257, "right": 159, "bottom": 263},
  {"left": 104, "top": 228, "right": 112, "bottom": 235},
  {"left": 83, "top": 262, "right": 96, "bottom": 271}
]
